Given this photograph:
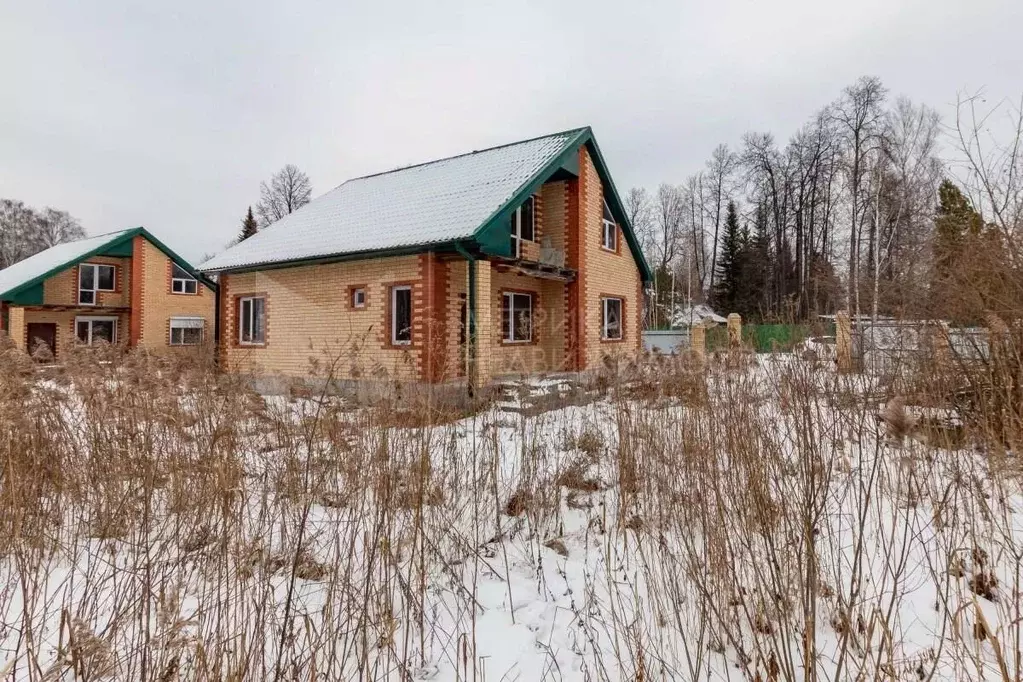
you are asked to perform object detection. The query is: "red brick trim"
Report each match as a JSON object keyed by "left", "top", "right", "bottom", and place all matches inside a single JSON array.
[
  {"left": 218, "top": 273, "right": 230, "bottom": 366},
  {"left": 419, "top": 253, "right": 448, "bottom": 381},
  {"left": 382, "top": 281, "right": 418, "bottom": 350},
  {"left": 347, "top": 284, "right": 369, "bottom": 310},
  {"left": 598, "top": 294, "right": 627, "bottom": 344},
  {"left": 233, "top": 292, "right": 269, "bottom": 347},
  {"left": 498, "top": 287, "right": 540, "bottom": 346},
  {"left": 636, "top": 279, "right": 644, "bottom": 351},
  {"left": 130, "top": 236, "right": 145, "bottom": 345}
]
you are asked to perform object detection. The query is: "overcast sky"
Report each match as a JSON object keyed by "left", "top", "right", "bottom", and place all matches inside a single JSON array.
[{"left": 1, "top": 0, "right": 1020, "bottom": 263}]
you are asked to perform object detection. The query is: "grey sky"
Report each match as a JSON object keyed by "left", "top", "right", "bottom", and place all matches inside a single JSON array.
[{"left": 2, "top": 0, "right": 1020, "bottom": 263}]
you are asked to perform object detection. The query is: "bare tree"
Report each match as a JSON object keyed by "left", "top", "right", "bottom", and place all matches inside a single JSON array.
[
  {"left": 832, "top": 76, "right": 888, "bottom": 317},
  {"left": 705, "top": 144, "right": 739, "bottom": 290},
  {"left": 33, "top": 207, "right": 86, "bottom": 251},
  {"left": 865, "top": 98, "right": 942, "bottom": 319},
  {"left": 256, "top": 165, "right": 313, "bottom": 227},
  {"left": 649, "top": 184, "right": 687, "bottom": 326},
  {"left": 0, "top": 200, "right": 85, "bottom": 269},
  {"left": 954, "top": 91, "right": 1023, "bottom": 244},
  {"left": 626, "top": 187, "right": 655, "bottom": 259}
]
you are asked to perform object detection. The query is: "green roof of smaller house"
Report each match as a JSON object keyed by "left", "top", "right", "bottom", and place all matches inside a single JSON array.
[{"left": 0, "top": 227, "right": 215, "bottom": 303}]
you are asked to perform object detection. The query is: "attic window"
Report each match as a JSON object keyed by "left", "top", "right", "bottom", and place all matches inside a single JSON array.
[
  {"left": 171, "top": 263, "right": 198, "bottom": 294},
  {"left": 78, "top": 263, "right": 116, "bottom": 305},
  {"left": 510, "top": 196, "right": 535, "bottom": 258},
  {"left": 602, "top": 200, "right": 617, "bottom": 252}
]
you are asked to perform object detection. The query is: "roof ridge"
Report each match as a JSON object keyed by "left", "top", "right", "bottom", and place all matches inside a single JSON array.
[{"left": 343, "top": 126, "right": 590, "bottom": 184}]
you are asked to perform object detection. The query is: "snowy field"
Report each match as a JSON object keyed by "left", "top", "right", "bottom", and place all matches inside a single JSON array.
[{"left": 0, "top": 349, "right": 1020, "bottom": 681}]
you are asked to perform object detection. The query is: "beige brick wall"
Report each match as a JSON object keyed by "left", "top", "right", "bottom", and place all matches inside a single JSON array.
[
  {"left": 43, "top": 256, "right": 131, "bottom": 307},
  {"left": 12, "top": 309, "right": 129, "bottom": 356},
  {"left": 578, "top": 147, "right": 642, "bottom": 366},
  {"left": 221, "top": 255, "right": 424, "bottom": 379},
  {"left": 541, "top": 181, "right": 567, "bottom": 253},
  {"left": 489, "top": 265, "right": 567, "bottom": 376},
  {"left": 446, "top": 259, "right": 468, "bottom": 378},
  {"left": 139, "top": 240, "right": 215, "bottom": 349}
]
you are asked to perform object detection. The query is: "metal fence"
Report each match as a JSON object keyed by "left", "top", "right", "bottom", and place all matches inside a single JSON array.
[
  {"left": 642, "top": 329, "right": 690, "bottom": 353},
  {"left": 853, "top": 319, "right": 990, "bottom": 375}
]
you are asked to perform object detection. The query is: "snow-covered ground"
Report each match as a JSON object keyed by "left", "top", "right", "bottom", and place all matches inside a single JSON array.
[{"left": 1, "top": 356, "right": 1020, "bottom": 681}]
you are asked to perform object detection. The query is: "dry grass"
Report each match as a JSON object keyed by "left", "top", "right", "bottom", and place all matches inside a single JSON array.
[{"left": 1, "top": 328, "right": 1022, "bottom": 681}]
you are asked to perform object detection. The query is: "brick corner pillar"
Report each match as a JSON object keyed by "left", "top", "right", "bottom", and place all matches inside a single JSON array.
[
  {"left": 8, "top": 306, "right": 26, "bottom": 352},
  {"left": 129, "top": 235, "right": 146, "bottom": 346},
  {"left": 473, "top": 260, "right": 493, "bottom": 387},
  {"left": 217, "top": 273, "right": 231, "bottom": 369},
  {"left": 419, "top": 252, "right": 448, "bottom": 383},
  {"left": 636, "top": 281, "right": 645, "bottom": 354},
  {"left": 565, "top": 161, "right": 587, "bottom": 372}
]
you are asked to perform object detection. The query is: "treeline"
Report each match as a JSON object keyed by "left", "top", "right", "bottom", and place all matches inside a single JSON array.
[
  {"left": 628, "top": 76, "right": 1019, "bottom": 327},
  {"left": 0, "top": 200, "right": 86, "bottom": 269}
]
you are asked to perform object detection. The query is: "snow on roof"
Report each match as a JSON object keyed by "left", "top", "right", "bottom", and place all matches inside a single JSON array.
[
  {"left": 199, "top": 129, "right": 585, "bottom": 272},
  {"left": 0, "top": 229, "right": 133, "bottom": 299},
  {"left": 672, "top": 304, "right": 728, "bottom": 327}
]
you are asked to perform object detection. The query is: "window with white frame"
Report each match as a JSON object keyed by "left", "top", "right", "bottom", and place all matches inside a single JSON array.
[
  {"left": 391, "top": 286, "right": 412, "bottom": 345},
  {"left": 601, "top": 297, "right": 623, "bottom": 340},
  {"left": 75, "top": 316, "right": 118, "bottom": 345},
  {"left": 502, "top": 292, "right": 533, "bottom": 343},
  {"left": 238, "top": 296, "right": 266, "bottom": 344},
  {"left": 171, "top": 263, "right": 198, "bottom": 294},
  {"left": 509, "top": 196, "right": 535, "bottom": 258},
  {"left": 601, "top": 200, "right": 618, "bottom": 252},
  {"left": 170, "top": 317, "right": 204, "bottom": 345},
  {"left": 78, "top": 263, "right": 116, "bottom": 305},
  {"left": 351, "top": 287, "right": 366, "bottom": 308}
]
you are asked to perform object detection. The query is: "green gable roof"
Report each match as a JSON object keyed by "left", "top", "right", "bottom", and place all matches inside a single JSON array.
[{"left": 0, "top": 227, "right": 216, "bottom": 302}]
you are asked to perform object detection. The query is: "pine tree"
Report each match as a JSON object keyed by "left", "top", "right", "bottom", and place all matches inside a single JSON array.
[
  {"left": 239, "top": 206, "right": 258, "bottom": 242},
  {"left": 731, "top": 201, "right": 771, "bottom": 320},
  {"left": 932, "top": 180, "right": 982, "bottom": 282},
  {"left": 712, "top": 201, "right": 744, "bottom": 313}
]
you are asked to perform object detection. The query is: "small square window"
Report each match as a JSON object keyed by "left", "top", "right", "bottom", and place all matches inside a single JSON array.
[{"left": 352, "top": 288, "right": 367, "bottom": 308}]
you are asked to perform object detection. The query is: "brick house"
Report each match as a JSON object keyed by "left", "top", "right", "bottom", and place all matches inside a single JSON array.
[
  {"left": 0, "top": 227, "right": 216, "bottom": 358},
  {"left": 199, "top": 127, "right": 652, "bottom": 386}
]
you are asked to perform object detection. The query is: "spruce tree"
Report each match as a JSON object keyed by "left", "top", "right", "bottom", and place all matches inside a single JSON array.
[
  {"left": 239, "top": 206, "right": 258, "bottom": 242},
  {"left": 933, "top": 180, "right": 982, "bottom": 283},
  {"left": 712, "top": 201, "right": 744, "bottom": 314}
]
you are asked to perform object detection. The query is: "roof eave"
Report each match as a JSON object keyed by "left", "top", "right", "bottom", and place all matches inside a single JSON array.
[{"left": 200, "top": 240, "right": 463, "bottom": 275}]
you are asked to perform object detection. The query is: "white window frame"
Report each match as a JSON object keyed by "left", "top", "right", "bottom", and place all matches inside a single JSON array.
[
  {"left": 169, "top": 317, "right": 204, "bottom": 346},
  {"left": 75, "top": 316, "right": 119, "bottom": 345},
  {"left": 352, "top": 288, "right": 367, "bottom": 308},
  {"left": 238, "top": 296, "right": 266, "bottom": 345},
  {"left": 503, "top": 292, "right": 533, "bottom": 343},
  {"left": 510, "top": 196, "right": 535, "bottom": 258},
  {"left": 391, "top": 285, "right": 412, "bottom": 345},
  {"left": 601, "top": 297, "right": 623, "bottom": 340},
  {"left": 601, "top": 200, "right": 618, "bottom": 252},
  {"left": 171, "top": 263, "right": 198, "bottom": 295},
  {"left": 78, "top": 263, "right": 116, "bottom": 305}
]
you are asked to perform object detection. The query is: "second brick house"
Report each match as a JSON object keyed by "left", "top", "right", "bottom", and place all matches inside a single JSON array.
[
  {"left": 199, "top": 127, "right": 652, "bottom": 386},
  {"left": 0, "top": 227, "right": 215, "bottom": 358}
]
